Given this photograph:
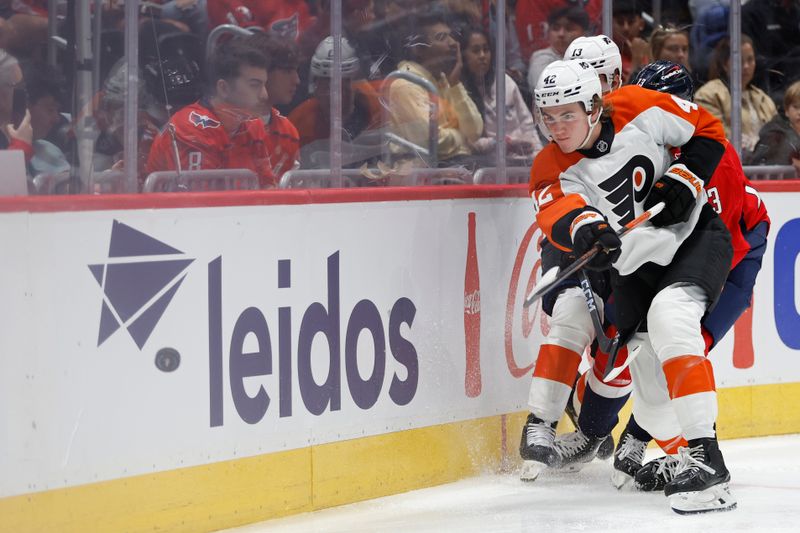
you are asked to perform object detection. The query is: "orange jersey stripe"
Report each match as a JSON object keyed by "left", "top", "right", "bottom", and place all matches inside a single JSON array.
[
  {"left": 655, "top": 435, "right": 688, "bottom": 455},
  {"left": 662, "top": 355, "right": 717, "bottom": 399},
  {"left": 575, "top": 371, "right": 588, "bottom": 404},
  {"left": 532, "top": 344, "right": 582, "bottom": 387}
]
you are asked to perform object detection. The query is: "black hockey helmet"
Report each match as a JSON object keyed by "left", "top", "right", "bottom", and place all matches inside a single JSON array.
[{"left": 630, "top": 60, "right": 695, "bottom": 102}]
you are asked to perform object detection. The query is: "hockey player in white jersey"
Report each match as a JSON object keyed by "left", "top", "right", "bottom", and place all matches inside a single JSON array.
[
  {"left": 518, "top": 35, "right": 624, "bottom": 481},
  {"left": 529, "top": 58, "right": 736, "bottom": 514}
]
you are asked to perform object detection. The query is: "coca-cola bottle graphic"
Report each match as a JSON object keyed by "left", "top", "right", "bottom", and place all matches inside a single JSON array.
[{"left": 465, "top": 212, "right": 482, "bottom": 397}]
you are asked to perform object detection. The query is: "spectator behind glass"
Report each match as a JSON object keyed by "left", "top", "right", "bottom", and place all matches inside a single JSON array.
[
  {"left": 288, "top": 36, "right": 382, "bottom": 155},
  {"left": 650, "top": 25, "right": 690, "bottom": 69},
  {"left": 158, "top": 0, "right": 210, "bottom": 39},
  {"left": 386, "top": 9, "right": 483, "bottom": 166},
  {"left": 292, "top": 0, "right": 378, "bottom": 114},
  {"left": 0, "top": 0, "right": 47, "bottom": 58},
  {"left": 695, "top": 35, "right": 778, "bottom": 162},
  {"left": 146, "top": 40, "right": 278, "bottom": 188},
  {"left": 247, "top": 32, "right": 302, "bottom": 178},
  {"left": 21, "top": 61, "right": 71, "bottom": 178},
  {"left": 742, "top": 0, "right": 800, "bottom": 100},
  {"left": 461, "top": 26, "right": 540, "bottom": 162},
  {"left": 0, "top": 49, "right": 32, "bottom": 159},
  {"left": 515, "top": 0, "right": 601, "bottom": 62},
  {"left": 527, "top": 6, "right": 588, "bottom": 93},
  {"left": 750, "top": 81, "right": 800, "bottom": 173},
  {"left": 628, "top": 24, "right": 691, "bottom": 85},
  {"left": 207, "top": 0, "right": 314, "bottom": 41},
  {"left": 689, "top": 3, "right": 728, "bottom": 84},
  {"left": 612, "top": 0, "right": 649, "bottom": 82}
]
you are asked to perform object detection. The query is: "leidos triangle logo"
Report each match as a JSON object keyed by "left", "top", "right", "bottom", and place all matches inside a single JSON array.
[{"left": 89, "top": 221, "right": 193, "bottom": 349}]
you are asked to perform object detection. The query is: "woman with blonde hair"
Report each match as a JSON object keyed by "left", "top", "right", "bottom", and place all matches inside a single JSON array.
[{"left": 649, "top": 25, "right": 690, "bottom": 68}]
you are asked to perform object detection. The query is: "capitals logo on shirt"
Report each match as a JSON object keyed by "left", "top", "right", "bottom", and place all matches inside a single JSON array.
[{"left": 189, "top": 111, "right": 221, "bottom": 129}]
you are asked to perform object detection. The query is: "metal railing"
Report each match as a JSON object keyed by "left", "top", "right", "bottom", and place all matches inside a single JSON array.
[
  {"left": 473, "top": 167, "right": 531, "bottom": 185},
  {"left": 142, "top": 169, "right": 260, "bottom": 193},
  {"left": 742, "top": 166, "right": 797, "bottom": 180}
]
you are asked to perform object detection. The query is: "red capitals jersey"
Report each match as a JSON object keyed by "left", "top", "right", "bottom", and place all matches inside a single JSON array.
[
  {"left": 693, "top": 143, "right": 770, "bottom": 269},
  {"left": 207, "top": 0, "right": 314, "bottom": 41},
  {"left": 146, "top": 101, "right": 276, "bottom": 188},
  {"left": 263, "top": 107, "right": 300, "bottom": 177},
  {"left": 10, "top": 0, "right": 46, "bottom": 16},
  {"left": 515, "top": 0, "right": 602, "bottom": 60}
]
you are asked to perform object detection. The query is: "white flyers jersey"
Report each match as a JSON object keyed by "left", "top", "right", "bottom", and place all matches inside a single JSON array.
[{"left": 529, "top": 84, "right": 727, "bottom": 275}]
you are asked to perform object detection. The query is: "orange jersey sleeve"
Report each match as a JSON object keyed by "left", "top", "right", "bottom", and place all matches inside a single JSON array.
[{"left": 529, "top": 144, "right": 589, "bottom": 251}]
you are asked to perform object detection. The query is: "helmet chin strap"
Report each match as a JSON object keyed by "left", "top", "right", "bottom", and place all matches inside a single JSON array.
[{"left": 578, "top": 110, "right": 602, "bottom": 150}]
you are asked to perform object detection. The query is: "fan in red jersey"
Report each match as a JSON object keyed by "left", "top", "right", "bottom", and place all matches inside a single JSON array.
[
  {"left": 207, "top": 0, "right": 314, "bottom": 41},
  {"left": 146, "top": 39, "right": 276, "bottom": 188}
]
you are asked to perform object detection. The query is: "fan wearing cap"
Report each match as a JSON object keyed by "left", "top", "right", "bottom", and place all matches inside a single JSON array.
[
  {"left": 525, "top": 58, "right": 736, "bottom": 515},
  {"left": 288, "top": 35, "right": 382, "bottom": 149}
]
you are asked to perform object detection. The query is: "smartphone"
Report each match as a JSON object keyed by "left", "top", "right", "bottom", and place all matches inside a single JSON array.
[{"left": 11, "top": 86, "right": 27, "bottom": 129}]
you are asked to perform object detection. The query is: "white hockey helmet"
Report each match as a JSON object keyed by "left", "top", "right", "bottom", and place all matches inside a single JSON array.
[
  {"left": 564, "top": 35, "right": 622, "bottom": 91},
  {"left": 310, "top": 36, "right": 361, "bottom": 79},
  {"left": 534, "top": 59, "right": 602, "bottom": 112}
]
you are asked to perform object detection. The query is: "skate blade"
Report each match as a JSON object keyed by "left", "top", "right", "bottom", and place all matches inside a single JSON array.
[
  {"left": 610, "top": 469, "right": 634, "bottom": 490},
  {"left": 520, "top": 460, "right": 545, "bottom": 482},
  {"left": 669, "top": 482, "right": 737, "bottom": 515},
  {"left": 559, "top": 462, "right": 587, "bottom": 474}
]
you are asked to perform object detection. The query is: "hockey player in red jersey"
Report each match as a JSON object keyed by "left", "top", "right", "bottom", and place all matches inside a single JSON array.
[
  {"left": 207, "top": 0, "right": 314, "bottom": 41},
  {"left": 530, "top": 58, "right": 735, "bottom": 514},
  {"left": 146, "top": 39, "right": 277, "bottom": 188}
]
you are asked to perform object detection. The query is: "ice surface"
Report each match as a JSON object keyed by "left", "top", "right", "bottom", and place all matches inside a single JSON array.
[{"left": 225, "top": 434, "right": 800, "bottom": 532}]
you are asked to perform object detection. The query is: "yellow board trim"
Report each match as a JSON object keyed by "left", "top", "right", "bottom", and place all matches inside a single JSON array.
[{"left": 2, "top": 382, "right": 799, "bottom": 533}]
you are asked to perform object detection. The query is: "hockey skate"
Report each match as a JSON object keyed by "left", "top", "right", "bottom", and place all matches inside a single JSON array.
[
  {"left": 564, "top": 398, "right": 615, "bottom": 461},
  {"left": 519, "top": 413, "right": 560, "bottom": 481},
  {"left": 664, "top": 438, "right": 737, "bottom": 514},
  {"left": 554, "top": 428, "right": 606, "bottom": 472},
  {"left": 634, "top": 454, "right": 679, "bottom": 491},
  {"left": 611, "top": 427, "right": 648, "bottom": 489}
]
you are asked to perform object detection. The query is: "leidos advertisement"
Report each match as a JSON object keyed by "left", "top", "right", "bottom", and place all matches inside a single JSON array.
[
  {"left": 2, "top": 193, "right": 799, "bottom": 497},
  {"left": 0, "top": 199, "right": 540, "bottom": 497}
]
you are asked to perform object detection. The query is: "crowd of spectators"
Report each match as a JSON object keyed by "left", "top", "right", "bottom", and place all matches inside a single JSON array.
[{"left": 3, "top": 0, "right": 800, "bottom": 194}]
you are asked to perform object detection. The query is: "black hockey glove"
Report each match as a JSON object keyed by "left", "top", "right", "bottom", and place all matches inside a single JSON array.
[
  {"left": 644, "top": 165, "right": 702, "bottom": 227},
  {"left": 571, "top": 213, "right": 622, "bottom": 272}
]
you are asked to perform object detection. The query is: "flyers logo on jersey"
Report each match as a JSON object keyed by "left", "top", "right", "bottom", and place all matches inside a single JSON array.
[
  {"left": 189, "top": 111, "right": 221, "bottom": 129},
  {"left": 598, "top": 155, "right": 655, "bottom": 226}
]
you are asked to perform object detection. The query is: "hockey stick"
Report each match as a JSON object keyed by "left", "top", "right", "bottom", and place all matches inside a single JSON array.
[
  {"left": 523, "top": 202, "right": 665, "bottom": 308},
  {"left": 578, "top": 270, "right": 618, "bottom": 356}
]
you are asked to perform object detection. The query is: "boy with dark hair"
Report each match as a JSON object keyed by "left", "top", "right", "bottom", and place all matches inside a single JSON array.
[
  {"left": 527, "top": 5, "right": 589, "bottom": 91},
  {"left": 247, "top": 31, "right": 301, "bottom": 177},
  {"left": 146, "top": 40, "right": 277, "bottom": 188}
]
